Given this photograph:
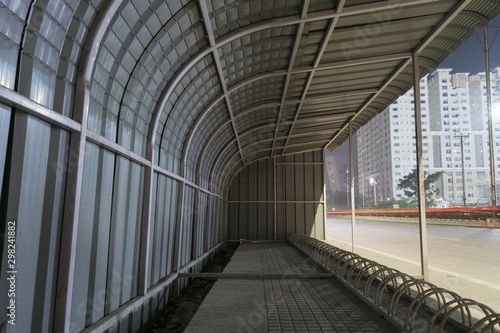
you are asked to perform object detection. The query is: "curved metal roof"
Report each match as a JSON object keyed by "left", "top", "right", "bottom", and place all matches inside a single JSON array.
[{"left": 1, "top": 0, "right": 500, "bottom": 195}]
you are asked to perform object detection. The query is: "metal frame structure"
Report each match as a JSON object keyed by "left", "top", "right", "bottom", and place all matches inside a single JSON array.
[{"left": 0, "top": 0, "right": 499, "bottom": 332}]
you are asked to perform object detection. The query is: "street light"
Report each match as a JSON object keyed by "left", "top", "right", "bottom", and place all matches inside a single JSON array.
[
  {"left": 369, "top": 177, "right": 377, "bottom": 206},
  {"left": 454, "top": 132, "right": 469, "bottom": 207}
]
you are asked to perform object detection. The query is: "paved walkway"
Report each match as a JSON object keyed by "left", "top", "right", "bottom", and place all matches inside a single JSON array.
[{"left": 185, "top": 241, "right": 398, "bottom": 332}]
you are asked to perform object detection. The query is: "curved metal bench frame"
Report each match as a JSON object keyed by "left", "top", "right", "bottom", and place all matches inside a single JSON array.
[{"left": 288, "top": 233, "right": 500, "bottom": 332}]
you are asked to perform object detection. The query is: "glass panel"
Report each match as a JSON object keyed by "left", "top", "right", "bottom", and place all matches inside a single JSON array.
[
  {"left": 107, "top": 156, "right": 144, "bottom": 312},
  {"left": 327, "top": 29, "right": 500, "bottom": 311}
]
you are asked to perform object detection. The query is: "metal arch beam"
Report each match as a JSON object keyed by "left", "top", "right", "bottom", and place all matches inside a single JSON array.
[
  {"left": 221, "top": 148, "right": 324, "bottom": 199},
  {"left": 196, "top": 107, "right": 285, "bottom": 185},
  {"left": 55, "top": 1, "right": 125, "bottom": 332},
  {"left": 181, "top": 52, "right": 410, "bottom": 174},
  {"left": 324, "top": 59, "right": 414, "bottom": 150},
  {"left": 206, "top": 125, "right": 280, "bottom": 186},
  {"left": 324, "top": 0, "right": 476, "bottom": 150},
  {"left": 185, "top": 66, "right": 377, "bottom": 183},
  {"left": 198, "top": 88, "right": 376, "bottom": 190},
  {"left": 216, "top": 139, "right": 326, "bottom": 192},
  {"left": 293, "top": 53, "right": 412, "bottom": 74},
  {"left": 197, "top": 0, "right": 245, "bottom": 169},
  {"left": 214, "top": 153, "right": 243, "bottom": 194},
  {"left": 150, "top": 0, "right": 437, "bottom": 154},
  {"left": 279, "top": 0, "right": 346, "bottom": 156},
  {"left": 144, "top": 0, "right": 449, "bottom": 201},
  {"left": 209, "top": 138, "right": 281, "bottom": 194},
  {"left": 241, "top": 136, "right": 333, "bottom": 157},
  {"left": 209, "top": 140, "right": 241, "bottom": 190},
  {"left": 181, "top": 71, "right": 287, "bottom": 169},
  {"left": 193, "top": 102, "right": 281, "bottom": 174},
  {"left": 270, "top": 0, "right": 311, "bottom": 156}
]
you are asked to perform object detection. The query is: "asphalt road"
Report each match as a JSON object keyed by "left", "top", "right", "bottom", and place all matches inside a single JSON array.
[{"left": 326, "top": 216, "right": 500, "bottom": 312}]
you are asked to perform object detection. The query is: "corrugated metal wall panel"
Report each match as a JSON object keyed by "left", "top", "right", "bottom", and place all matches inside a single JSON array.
[
  {"left": 153, "top": 174, "right": 165, "bottom": 284},
  {"left": 0, "top": 114, "right": 69, "bottom": 333},
  {"left": 194, "top": 191, "right": 209, "bottom": 257},
  {"left": 149, "top": 174, "right": 179, "bottom": 287},
  {"left": 228, "top": 203, "right": 274, "bottom": 240},
  {"left": 220, "top": 198, "right": 227, "bottom": 243},
  {"left": 72, "top": 142, "right": 114, "bottom": 330},
  {"left": 227, "top": 151, "right": 325, "bottom": 240},
  {"left": 275, "top": 202, "right": 325, "bottom": 239},
  {"left": 107, "top": 157, "right": 144, "bottom": 312},
  {"left": 180, "top": 186, "right": 195, "bottom": 266}
]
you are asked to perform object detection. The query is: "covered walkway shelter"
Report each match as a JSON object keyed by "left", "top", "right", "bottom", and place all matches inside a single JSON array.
[{"left": 1, "top": 0, "right": 500, "bottom": 332}]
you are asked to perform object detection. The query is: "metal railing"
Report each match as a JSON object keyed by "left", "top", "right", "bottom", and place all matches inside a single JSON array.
[{"left": 289, "top": 233, "right": 500, "bottom": 333}]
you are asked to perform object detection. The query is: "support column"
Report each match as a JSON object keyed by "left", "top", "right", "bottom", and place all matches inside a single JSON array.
[
  {"left": 274, "top": 156, "right": 277, "bottom": 240},
  {"left": 484, "top": 26, "right": 497, "bottom": 211},
  {"left": 349, "top": 122, "right": 356, "bottom": 253},
  {"left": 412, "top": 53, "right": 429, "bottom": 281},
  {"left": 322, "top": 166, "right": 327, "bottom": 240}
]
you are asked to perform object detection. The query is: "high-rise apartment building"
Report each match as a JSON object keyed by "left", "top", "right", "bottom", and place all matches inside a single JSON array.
[
  {"left": 428, "top": 69, "right": 483, "bottom": 205},
  {"left": 357, "top": 68, "right": 500, "bottom": 206},
  {"left": 357, "top": 76, "right": 429, "bottom": 205}
]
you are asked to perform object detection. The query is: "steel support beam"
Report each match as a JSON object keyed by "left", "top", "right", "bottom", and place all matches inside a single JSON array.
[
  {"left": 158, "top": 0, "right": 433, "bottom": 162},
  {"left": 270, "top": 0, "right": 310, "bottom": 155},
  {"left": 412, "top": 53, "right": 429, "bottom": 281},
  {"left": 178, "top": 273, "right": 334, "bottom": 279},
  {"left": 222, "top": 148, "right": 324, "bottom": 196},
  {"left": 325, "top": 0, "right": 475, "bottom": 150},
  {"left": 165, "top": 0, "right": 434, "bottom": 174},
  {"left": 349, "top": 121, "right": 356, "bottom": 253},
  {"left": 198, "top": 0, "right": 245, "bottom": 167},
  {"left": 274, "top": 156, "right": 277, "bottom": 240},
  {"left": 55, "top": 1, "right": 124, "bottom": 331},
  {"left": 484, "top": 26, "right": 498, "bottom": 210},
  {"left": 280, "top": 0, "right": 346, "bottom": 155},
  {"left": 206, "top": 88, "right": 376, "bottom": 190},
  {"left": 186, "top": 75, "right": 374, "bottom": 184},
  {"left": 0, "top": 85, "right": 81, "bottom": 132}
]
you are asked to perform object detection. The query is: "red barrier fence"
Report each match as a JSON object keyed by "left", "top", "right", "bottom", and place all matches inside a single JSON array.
[{"left": 327, "top": 206, "right": 500, "bottom": 220}]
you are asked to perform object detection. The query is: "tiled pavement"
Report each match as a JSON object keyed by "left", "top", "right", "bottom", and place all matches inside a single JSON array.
[{"left": 185, "top": 241, "right": 399, "bottom": 333}]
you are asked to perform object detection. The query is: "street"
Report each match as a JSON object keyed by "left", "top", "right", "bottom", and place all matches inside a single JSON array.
[{"left": 326, "top": 216, "right": 500, "bottom": 312}]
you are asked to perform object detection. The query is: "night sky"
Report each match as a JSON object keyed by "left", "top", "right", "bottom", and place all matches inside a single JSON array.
[{"left": 440, "top": 14, "right": 500, "bottom": 74}]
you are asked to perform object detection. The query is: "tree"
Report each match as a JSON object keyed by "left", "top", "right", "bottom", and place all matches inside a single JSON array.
[{"left": 397, "top": 169, "right": 444, "bottom": 203}]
